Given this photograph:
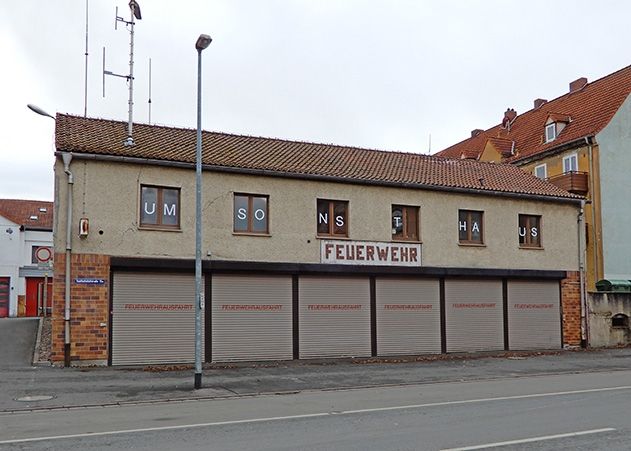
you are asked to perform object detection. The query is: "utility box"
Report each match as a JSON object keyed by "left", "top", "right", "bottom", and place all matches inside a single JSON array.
[{"left": 595, "top": 279, "right": 631, "bottom": 292}]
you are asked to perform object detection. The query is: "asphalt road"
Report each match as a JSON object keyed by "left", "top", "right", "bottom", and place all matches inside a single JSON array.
[{"left": 2, "top": 369, "right": 630, "bottom": 450}]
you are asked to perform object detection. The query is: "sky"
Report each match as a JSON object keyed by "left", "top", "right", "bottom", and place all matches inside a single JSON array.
[{"left": 1, "top": 0, "right": 630, "bottom": 201}]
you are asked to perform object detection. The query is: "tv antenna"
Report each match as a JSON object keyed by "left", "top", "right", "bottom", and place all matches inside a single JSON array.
[{"left": 102, "top": 0, "right": 142, "bottom": 147}]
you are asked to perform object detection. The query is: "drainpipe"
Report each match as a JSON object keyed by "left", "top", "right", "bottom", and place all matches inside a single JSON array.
[
  {"left": 578, "top": 199, "right": 588, "bottom": 347},
  {"left": 585, "top": 137, "right": 598, "bottom": 283},
  {"left": 61, "top": 152, "right": 74, "bottom": 366}
]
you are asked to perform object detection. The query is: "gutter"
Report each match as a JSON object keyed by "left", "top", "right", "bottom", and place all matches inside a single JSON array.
[
  {"left": 58, "top": 151, "right": 583, "bottom": 206},
  {"left": 510, "top": 136, "right": 594, "bottom": 166},
  {"left": 578, "top": 199, "right": 588, "bottom": 347},
  {"left": 61, "top": 152, "right": 73, "bottom": 367}
]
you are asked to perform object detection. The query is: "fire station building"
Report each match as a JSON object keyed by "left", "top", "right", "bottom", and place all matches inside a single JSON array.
[{"left": 52, "top": 114, "right": 583, "bottom": 366}]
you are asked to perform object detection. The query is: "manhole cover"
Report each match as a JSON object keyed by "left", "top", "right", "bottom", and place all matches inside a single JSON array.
[{"left": 16, "top": 395, "right": 54, "bottom": 402}]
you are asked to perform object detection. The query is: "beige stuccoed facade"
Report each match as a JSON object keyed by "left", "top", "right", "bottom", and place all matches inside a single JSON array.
[{"left": 54, "top": 158, "right": 579, "bottom": 271}]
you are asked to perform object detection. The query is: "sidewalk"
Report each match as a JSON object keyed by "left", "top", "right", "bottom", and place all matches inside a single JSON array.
[{"left": 2, "top": 345, "right": 631, "bottom": 413}]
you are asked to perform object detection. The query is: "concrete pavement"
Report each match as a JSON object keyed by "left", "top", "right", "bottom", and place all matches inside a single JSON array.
[{"left": 0, "top": 318, "right": 38, "bottom": 368}]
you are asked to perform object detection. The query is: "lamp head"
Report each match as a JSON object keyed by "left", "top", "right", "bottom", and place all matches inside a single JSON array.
[{"left": 195, "top": 34, "right": 212, "bottom": 51}]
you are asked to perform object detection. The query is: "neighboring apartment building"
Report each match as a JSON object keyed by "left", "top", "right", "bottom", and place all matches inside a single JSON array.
[
  {"left": 437, "top": 64, "right": 631, "bottom": 291},
  {"left": 52, "top": 114, "right": 582, "bottom": 366},
  {"left": 0, "top": 199, "right": 53, "bottom": 317}
]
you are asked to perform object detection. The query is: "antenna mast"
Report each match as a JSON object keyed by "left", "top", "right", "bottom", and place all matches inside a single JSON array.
[
  {"left": 84, "top": 0, "right": 89, "bottom": 117},
  {"left": 103, "top": 1, "right": 142, "bottom": 146},
  {"left": 148, "top": 58, "right": 152, "bottom": 124}
]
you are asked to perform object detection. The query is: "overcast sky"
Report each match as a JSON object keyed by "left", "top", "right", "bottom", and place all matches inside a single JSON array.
[{"left": 2, "top": 0, "right": 630, "bottom": 201}]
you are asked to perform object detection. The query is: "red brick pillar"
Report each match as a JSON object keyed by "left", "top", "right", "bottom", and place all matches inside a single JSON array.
[
  {"left": 51, "top": 253, "right": 110, "bottom": 365},
  {"left": 561, "top": 271, "right": 582, "bottom": 347}
]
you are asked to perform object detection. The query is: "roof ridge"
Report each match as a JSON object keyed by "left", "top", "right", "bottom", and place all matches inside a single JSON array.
[{"left": 58, "top": 113, "right": 438, "bottom": 161}]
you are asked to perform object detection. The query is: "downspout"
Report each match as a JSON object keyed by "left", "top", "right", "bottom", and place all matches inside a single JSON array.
[
  {"left": 586, "top": 137, "right": 598, "bottom": 282},
  {"left": 61, "top": 152, "right": 74, "bottom": 366},
  {"left": 578, "top": 199, "right": 588, "bottom": 347}
]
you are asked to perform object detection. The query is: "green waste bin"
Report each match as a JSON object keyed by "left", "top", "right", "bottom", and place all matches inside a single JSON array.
[{"left": 595, "top": 279, "right": 631, "bottom": 292}]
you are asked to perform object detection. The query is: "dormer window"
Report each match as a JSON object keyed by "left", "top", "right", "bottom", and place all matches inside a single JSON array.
[
  {"left": 29, "top": 215, "right": 38, "bottom": 220},
  {"left": 545, "top": 123, "right": 556, "bottom": 143}
]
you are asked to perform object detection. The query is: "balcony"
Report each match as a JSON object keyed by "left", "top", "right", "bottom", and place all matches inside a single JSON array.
[{"left": 546, "top": 171, "right": 589, "bottom": 195}]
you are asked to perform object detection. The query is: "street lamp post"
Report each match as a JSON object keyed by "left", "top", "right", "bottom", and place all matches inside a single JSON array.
[{"left": 194, "top": 34, "right": 211, "bottom": 390}]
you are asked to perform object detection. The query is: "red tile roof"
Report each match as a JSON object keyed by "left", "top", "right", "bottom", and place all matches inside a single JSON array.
[
  {"left": 0, "top": 199, "right": 53, "bottom": 230},
  {"left": 437, "top": 64, "right": 631, "bottom": 162},
  {"left": 55, "top": 114, "right": 579, "bottom": 201}
]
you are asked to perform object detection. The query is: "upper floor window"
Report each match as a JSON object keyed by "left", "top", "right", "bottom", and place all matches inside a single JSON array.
[
  {"left": 458, "top": 209, "right": 484, "bottom": 245},
  {"left": 317, "top": 199, "right": 348, "bottom": 237},
  {"left": 140, "top": 185, "right": 180, "bottom": 229},
  {"left": 545, "top": 123, "right": 556, "bottom": 143},
  {"left": 234, "top": 194, "right": 269, "bottom": 234},
  {"left": 392, "top": 205, "right": 419, "bottom": 241},
  {"left": 519, "top": 214, "right": 541, "bottom": 248},
  {"left": 563, "top": 153, "right": 578, "bottom": 173},
  {"left": 534, "top": 164, "right": 547, "bottom": 180}
]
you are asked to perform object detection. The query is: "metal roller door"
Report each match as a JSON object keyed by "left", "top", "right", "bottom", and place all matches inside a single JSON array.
[
  {"left": 508, "top": 280, "right": 561, "bottom": 350},
  {"left": 376, "top": 278, "right": 440, "bottom": 356},
  {"left": 445, "top": 279, "right": 503, "bottom": 352},
  {"left": 111, "top": 272, "right": 203, "bottom": 365},
  {"left": 299, "top": 276, "right": 370, "bottom": 359},
  {"left": 212, "top": 275, "right": 293, "bottom": 362}
]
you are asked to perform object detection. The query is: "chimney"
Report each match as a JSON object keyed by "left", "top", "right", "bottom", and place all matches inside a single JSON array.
[
  {"left": 534, "top": 98, "right": 547, "bottom": 109},
  {"left": 502, "top": 108, "right": 517, "bottom": 128},
  {"left": 471, "top": 129, "right": 484, "bottom": 137},
  {"left": 569, "top": 77, "right": 588, "bottom": 93}
]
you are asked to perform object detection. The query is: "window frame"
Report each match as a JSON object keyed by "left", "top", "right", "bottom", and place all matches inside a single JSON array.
[
  {"left": 545, "top": 123, "right": 556, "bottom": 143},
  {"left": 458, "top": 209, "right": 484, "bottom": 245},
  {"left": 139, "top": 184, "right": 181, "bottom": 230},
  {"left": 391, "top": 205, "right": 420, "bottom": 242},
  {"left": 562, "top": 153, "right": 578, "bottom": 173},
  {"left": 233, "top": 193, "right": 270, "bottom": 235},
  {"left": 534, "top": 163, "right": 547, "bottom": 180},
  {"left": 518, "top": 214, "right": 542, "bottom": 248},
  {"left": 316, "top": 199, "right": 349, "bottom": 238}
]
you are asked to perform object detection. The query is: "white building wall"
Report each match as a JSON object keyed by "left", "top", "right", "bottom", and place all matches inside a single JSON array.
[
  {"left": 596, "top": 93, "right": 631, "bottom": 280},
  {"left": 0, "top": 216, "right": 22, "bottom": 317},
  {"left": 0, "top": 218, "right": 53, "bottom": 317}
]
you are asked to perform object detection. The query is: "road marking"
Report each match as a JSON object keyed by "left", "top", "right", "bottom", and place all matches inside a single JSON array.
[
  {"left": 441, "top": 428, "right": 616, "bottom": 450},
  {"left": 1, "top": 386, "right": 629, "bottom": 445}
]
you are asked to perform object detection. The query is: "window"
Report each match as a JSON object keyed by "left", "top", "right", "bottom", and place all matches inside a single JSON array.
[
  {"left": 534, "top": 164, "right": 547, "bottom": 180},
  {"left": 317, "top": 199, "right": 348, "bottom": 237},
  {"left": 392, "top": 205, "right": 419, "bottom": 241},
  {"left": 545, "top": 123, "right": 556, "bottom": 143},
  {"left": 563, "top": 153, "right": 578, "bottom": 173},
  {"left": 233, "top": 194, "right": 269, "bottom": 234},
  {"left": 458, "top": 210, "right": 484, "bottom": 245},
  {"left": 140, "top": 185, "right": 180, "bottom": 229},
  {"left": 519, "top": 214, "right": 541, "bottom": 248}
]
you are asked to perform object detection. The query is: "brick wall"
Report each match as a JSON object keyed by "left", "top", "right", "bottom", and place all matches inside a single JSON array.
[
  {"left": 561, "top": 271, "right": 582, "bottom": 347},
  {"left": 52, "top": 252, "right": 110, "bottom": 364}
]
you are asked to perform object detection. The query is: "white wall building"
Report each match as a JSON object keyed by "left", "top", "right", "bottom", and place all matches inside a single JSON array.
[{"left": 0, "top": 199, "right": 53, "bottom": 317}]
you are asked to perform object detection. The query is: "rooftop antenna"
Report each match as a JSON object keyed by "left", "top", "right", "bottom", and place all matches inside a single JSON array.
[
  {"left": 428, "top": 133, "right": 432, "bottom": 154},
  {"left": 148, "top": 58, "right": 152, "bottom": 124},
  {"left": 102, "top": 0, "right": 142, "bottom": 146},
  {"left": 83, "top": 0, "right": 89, "bottom": 117}
]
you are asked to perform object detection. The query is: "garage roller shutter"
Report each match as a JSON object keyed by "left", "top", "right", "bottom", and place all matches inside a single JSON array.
[
  {"left": 445, "top": 279, "right": 503, "bottom": 352},
  {"left": 111, "top": 272, "right": 204, "bottom": 365},
  {"left": 212, "top": 275, "right": 293, "bottom": 362},
  {"left": 376, "top": 278, "right": 440, "bottom": 356},
  {"left": 299, "top": 276, "right": 370, "bottom": 359},
  {"left": 508, "top": 280, "right": 561, "bottom": 350}
]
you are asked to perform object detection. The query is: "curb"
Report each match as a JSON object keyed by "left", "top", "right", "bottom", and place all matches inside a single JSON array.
[{"left": 31, "top": 317, "right": 42, "bottom": 366}]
